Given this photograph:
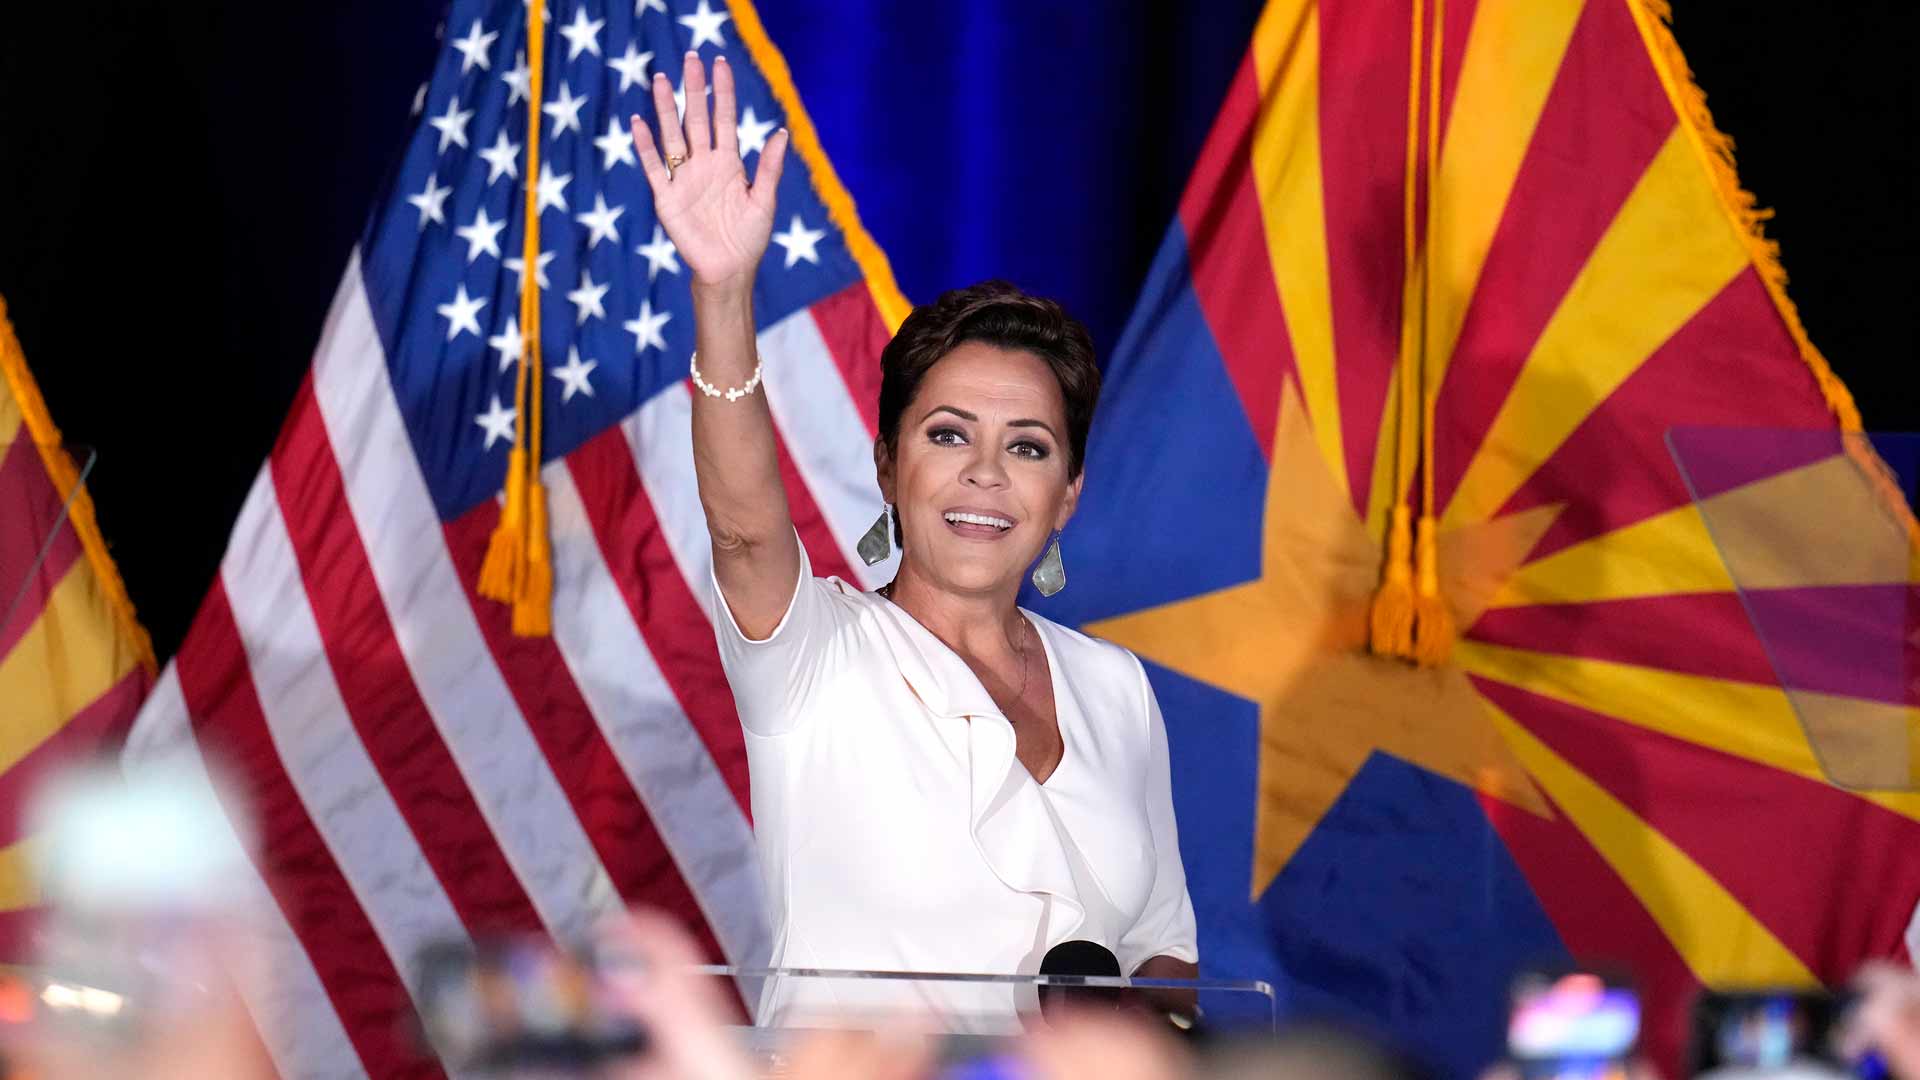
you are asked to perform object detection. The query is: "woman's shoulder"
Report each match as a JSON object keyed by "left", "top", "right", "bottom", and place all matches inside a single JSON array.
[
  {"left": 813, "top": 573, "right": 891, "bottom": 618},
  {"left": 1026, "top": 609, "right": 1148, "bottom": 690}
]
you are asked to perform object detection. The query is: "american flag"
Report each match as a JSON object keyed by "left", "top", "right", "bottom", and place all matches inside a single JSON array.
[{"left": 121, "top": 0, "right": 908, "bottom": 1075}]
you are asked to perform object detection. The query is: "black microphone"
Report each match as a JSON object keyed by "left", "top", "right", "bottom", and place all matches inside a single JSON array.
[{"left": 1037, "top": 939, "right": 1123, "bottom": 1021}]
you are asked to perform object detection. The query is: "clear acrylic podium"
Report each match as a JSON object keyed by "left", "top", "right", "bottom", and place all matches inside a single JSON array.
[
  {"left": 687, "top": 964, "right": 1279, "bottom": 1058},
  {"left": 1667, "top": 428, "right": 1919, "bottom": 791}
]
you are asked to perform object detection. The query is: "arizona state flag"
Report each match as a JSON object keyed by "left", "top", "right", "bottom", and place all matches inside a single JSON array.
[
  {"left": 0, "top": 299, "right": 156, "bottom": 955},
  {"left": 1033, "top": 0, "right": 1920, "bottom": 1074}
]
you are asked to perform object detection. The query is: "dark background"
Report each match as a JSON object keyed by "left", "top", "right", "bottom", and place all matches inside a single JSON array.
[{"left": 1, "top": 1, "right": 1912, "bottom": 662}]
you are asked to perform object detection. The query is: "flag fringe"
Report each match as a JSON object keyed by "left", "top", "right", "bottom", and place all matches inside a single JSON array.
[
  {"left": 1626, "top": 0, "right": 1920, "bottom": 548},
  {"left": 0, "top": 295, "right": 156, "bottom": 676},
  {"left": 725, "top": 0, "right": 914, "bottom": 331}
]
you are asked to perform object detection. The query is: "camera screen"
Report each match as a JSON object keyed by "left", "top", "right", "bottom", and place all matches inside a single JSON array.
[
  {"left": 1509, "top": 971, "right": 1640, "bottom": 1078},
  {"left": 415, "top": 937, "right": 646, "bottom": 1070}
]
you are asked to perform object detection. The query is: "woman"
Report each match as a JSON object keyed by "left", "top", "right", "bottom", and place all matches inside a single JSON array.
[{"left": 629, "top": 54, "right": 1197, "bottom": 1032}]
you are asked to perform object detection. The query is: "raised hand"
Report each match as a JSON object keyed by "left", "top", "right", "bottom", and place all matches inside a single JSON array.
[{"left": 630, "top": 53, "right": 790, "bottom": 293}]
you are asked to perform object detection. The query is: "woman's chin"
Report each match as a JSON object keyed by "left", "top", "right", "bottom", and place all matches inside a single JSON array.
[{"left": 906, "top": 543, "right": 1031, "bottom": 597}]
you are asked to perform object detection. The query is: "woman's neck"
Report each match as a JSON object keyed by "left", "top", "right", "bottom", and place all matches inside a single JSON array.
[{"left": 882, "top": 561, "right": 1025, "bottom": 661}]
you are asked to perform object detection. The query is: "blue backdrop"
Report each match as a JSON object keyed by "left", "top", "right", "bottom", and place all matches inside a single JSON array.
[
  {"left": 0, "top": 0, "right": 1906, "bottom": 666},
  {"left": 755, "top": 0, "right": 1263, "bottom": 358}
]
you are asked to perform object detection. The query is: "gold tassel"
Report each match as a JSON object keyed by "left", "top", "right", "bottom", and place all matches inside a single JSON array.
[
  {"left": 1369, "top": 504, "right": 1417, "bottom": 659},
  {"left": 1368, "top": 0, "right": 1427, "bottom": 664},
  {"left": 1410, "top": 513, "right": 1454, "bottom": 667},
  {"left": 1407, "top": 0, "right": 1454, "bottom": 670},
  {"left": 512, "top": 478, "right": 553, "bottom": 636},
  {"left": 478, "top": 448, "right": 529, "bottom": 602}
]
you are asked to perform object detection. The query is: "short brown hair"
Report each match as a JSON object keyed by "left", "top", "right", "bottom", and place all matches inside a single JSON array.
[{"left": 876, "top": 280, "right": 1101, "bottom": 479}]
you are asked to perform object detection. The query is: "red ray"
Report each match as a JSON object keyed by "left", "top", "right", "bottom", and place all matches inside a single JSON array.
[
  {"left": 1317, "top": 2, "right": 1412, "bottom": 514},
  {"left": 1466, "top": 592, "right": 1777, "bottom": 685},
  {"left": 0, "top": 433, "right": 84, "bottom": 658},
  {"left": 1478, "top": 676, "right": 1920, "bottom": 984},
  {"left": 1742, "top": 585, "right": 1920, "bottom": 706},
  {"left": 1430, "top": 0, "right": 1675, "bottom": 516},
  {"left": 1436, "top": 0, "right": 1480, "bottom": 142},
  {"left": 1497, "top": 269, "right": 1834, "bottom": 562},
  {"left": 1179, "top": 51, "right": 1297, "bottom": 457},
  {"left": 0, "top": 669, "right": 145, "bottom": 849},
  {"left": 1480, "top": 787, "right": 1698, "bottom": 1076}
]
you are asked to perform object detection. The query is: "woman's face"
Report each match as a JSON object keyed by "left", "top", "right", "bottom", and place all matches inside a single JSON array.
[{"left": 877, "top": 341, "right": 1082, "bottom": 600}]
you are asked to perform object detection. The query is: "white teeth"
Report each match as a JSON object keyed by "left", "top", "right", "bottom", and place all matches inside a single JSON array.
[{"left": 944, "top": 511, "right": 1012, "bottom": 530}]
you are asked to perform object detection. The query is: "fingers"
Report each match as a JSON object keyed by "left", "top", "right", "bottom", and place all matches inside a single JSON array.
[
  {"left": 1023, "top": 1009, "right": 1190, "bottom": 1080},
  {"left": 599, "top": 909, "right": 752, "bottom": 1080},
  {"left": 711, "top": 55, "right": 739, "bottom": 157},
  {"left": 649, "top": 71, "right": 685, "bottom": 164},
  {"left": 679, "top": 51, "right": 711, "bottom": 155},
  {"left": 783, "top": 1029, "right": 935, "bottom": 1080},
  {"left": 749, "top": 127, "right": 790, "bottom": 214},
  {"left": 630, "top": 114, "right": 670, "bottom": 191}
]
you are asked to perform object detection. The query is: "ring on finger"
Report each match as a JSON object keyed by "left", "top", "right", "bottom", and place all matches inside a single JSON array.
[{"left": 665, "top": 152, "right": 687, "bottom": 174}]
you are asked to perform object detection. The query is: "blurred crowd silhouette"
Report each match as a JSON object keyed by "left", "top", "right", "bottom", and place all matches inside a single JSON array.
[{"left": 1, "top": 765, "right": 1914, "bottom": 1080}]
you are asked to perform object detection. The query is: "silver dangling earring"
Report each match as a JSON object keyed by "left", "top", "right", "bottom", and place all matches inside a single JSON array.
[
  {"left": 857, "top": 503, "right": 892, "bottom": 566},
  {"left": 1031, "top": 533, "right": 1066, "bottom": 597}
]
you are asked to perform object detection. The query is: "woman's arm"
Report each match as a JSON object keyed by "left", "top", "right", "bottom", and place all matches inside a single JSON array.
[
  {"left": 1132, "top": 956, "right": 1199, "bottom": 981},
  {"left": 1131, "top": 955, "right": 1199, "bottom": 1021},
  {"left": 631, "top": 54, "right": 798, "bottom": 640}
]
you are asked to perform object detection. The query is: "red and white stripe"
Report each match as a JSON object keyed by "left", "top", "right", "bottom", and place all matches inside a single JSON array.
[
  {"left": 126, "top": 668, "right": 360, "bottom": 1080},
  {"left": 122, "top": 250, "right": 894, "bottom": 1076}
]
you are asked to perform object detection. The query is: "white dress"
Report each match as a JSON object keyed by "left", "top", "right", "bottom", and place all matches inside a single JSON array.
[{"left": 708, "top": 543, "right": 1199, "bottom": 1033}]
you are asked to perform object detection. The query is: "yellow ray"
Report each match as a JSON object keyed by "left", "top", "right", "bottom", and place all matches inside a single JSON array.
[
  {"left": 0, "top": 381, "right": 20, "bottom": 446},
  {"left": 1249, "top": 1, "right": 1345, "bottom": 499},
  {"left": 1365, "top": 0, "right": 1587, "bottom": 535},
  {"left": 1458, "top": 641, "right": 1920, "bottom": 824},
  {"left": 1460, "top": 640, "right": 1821, "bottom": 774},
  {"left": 1424, "top": 0, "right": 1589, "bottom": 399},
  {"left": 1698, "top": 453, "right": 1920, "bottom": 589},
  {"left": 1367, "top": 0, "right": 1589, "bottom": 534},
  {"left": 1789, "top": 690, "right": 1920, "bottom": 792},
  {"left": 1443, "top": 130, "right": 1750, "bottom": 530},
  {"left": 1364, "top": 371, "right": 1406, "bottom": 539},
  {"left": 1491, "top": 447, "right": 1920, "bottom": 608},
  {"left": 0, "top": 837, "right": 39, "bottom": 912},
  {"left": 0, "top": 562, "right": 141, "bottom": 778},
  {"left": 1491, "top": 501, "right": 1730, "bottom": 607},
  {"left": 1488, "top": 703, "right": 1817, "bottom": 986}
]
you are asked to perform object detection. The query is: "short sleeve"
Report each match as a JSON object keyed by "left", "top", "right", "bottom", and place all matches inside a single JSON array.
[
  {"left": 707, "top": 536, "right": 852, "bottom": 737},
  {"left": 1116, "top": 657, "right": 1200, "bottom": 974}
]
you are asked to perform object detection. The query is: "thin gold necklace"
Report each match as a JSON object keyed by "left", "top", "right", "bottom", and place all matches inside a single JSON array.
[{"left": 881, "top": 582, "right": 1031, "bottom": 701}]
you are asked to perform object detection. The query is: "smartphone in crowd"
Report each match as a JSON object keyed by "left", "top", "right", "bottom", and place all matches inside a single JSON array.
[
  {"left": 13, "top": 761, "right": 257, "bottom": 1038},
  {"left": 414, "top": 935, "right": 649, "bottom": 1072},
  {"left": 1689, "top": 989, "right": 1889, "bottom": 1080},
  {"left": 1507, "top": 967, "right": 1640, "bottom": 1080}
]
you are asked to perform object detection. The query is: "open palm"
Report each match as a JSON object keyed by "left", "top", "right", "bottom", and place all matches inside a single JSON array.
[{"left": 630, "top": 54, "right": 789, "bottom": 291}]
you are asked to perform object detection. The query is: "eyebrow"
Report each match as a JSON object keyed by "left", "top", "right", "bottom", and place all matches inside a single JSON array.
[{"left": 920, "top": 404, "right": 1060, "bottom": 439}]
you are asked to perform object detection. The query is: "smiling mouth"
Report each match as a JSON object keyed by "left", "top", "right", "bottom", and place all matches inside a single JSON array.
[{"left": 943, "top": 510, "right": 1014, "bottom": 538}]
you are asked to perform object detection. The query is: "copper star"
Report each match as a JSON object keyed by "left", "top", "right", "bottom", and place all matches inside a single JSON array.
[{"left": 1088, "top": 379, "right": 1562, "bottom": 899}]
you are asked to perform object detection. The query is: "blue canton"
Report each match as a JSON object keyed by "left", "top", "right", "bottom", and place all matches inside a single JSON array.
[{"left": 360, "top": 0, "right": 863, "bottom": 519}]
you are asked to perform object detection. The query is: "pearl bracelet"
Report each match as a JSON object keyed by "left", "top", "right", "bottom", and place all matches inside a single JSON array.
[{"left": 689, "top": 350, "right": 763, "bottom": 402}]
